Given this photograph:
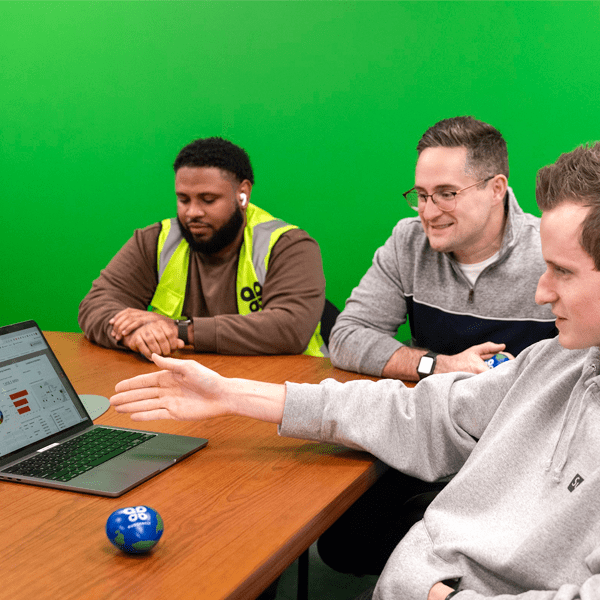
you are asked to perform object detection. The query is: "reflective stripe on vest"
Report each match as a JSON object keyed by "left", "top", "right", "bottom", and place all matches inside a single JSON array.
[{"left": 149, "top": 204, "right": 326, "bottom": 357}]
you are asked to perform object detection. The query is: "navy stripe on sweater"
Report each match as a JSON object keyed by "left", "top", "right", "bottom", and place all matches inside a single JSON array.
[{"left": 406, "top": 297, "right": 558, "bottom": 356}]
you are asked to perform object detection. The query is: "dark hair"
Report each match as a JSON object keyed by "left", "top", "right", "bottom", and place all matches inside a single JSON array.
[
  {"left": 416, "top": 116, "right": 509, "bottom": 180},
  {"left": 536, "top": 142, "right": 600, "bottom": 270},
  {"left": 173, "top": 137, "right": 254, "bottom": 184}
]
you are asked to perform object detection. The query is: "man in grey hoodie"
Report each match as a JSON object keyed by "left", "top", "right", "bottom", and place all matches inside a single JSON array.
[{"left": 110, "top": 142, "right": 600, "bottom": 600}]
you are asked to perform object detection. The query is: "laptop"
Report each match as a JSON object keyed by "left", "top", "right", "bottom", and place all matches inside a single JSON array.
[{"left": 0, "top": 320, "right": 208, "bottom": 497}]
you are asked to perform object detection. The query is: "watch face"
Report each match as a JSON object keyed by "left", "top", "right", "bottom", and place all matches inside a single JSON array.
[{"left": 418, "top": 356, "right": 435, "bottom": 373}]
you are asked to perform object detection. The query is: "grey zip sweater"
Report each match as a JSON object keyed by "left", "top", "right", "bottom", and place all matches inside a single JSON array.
[
  {"left": 282, "top": 337, "right": 600, "bottom": 599},
  {"left": 330, "top": 189, "right": 557, "bottom": 375}
]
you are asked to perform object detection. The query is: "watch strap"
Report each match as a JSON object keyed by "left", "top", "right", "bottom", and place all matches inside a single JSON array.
[{"left": 177, "top": 319, "right": 191, "bottom": 345}]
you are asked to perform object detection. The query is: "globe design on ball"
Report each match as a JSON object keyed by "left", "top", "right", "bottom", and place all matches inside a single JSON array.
[
  {"left": 485, "top": 352, "right": 510, "bottom": 369},
  {"left": 106, "top": 506, "right": 164, "bottom": 554}
]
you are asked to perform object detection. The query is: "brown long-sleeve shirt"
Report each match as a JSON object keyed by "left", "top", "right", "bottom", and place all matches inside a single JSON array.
[{"left": 78, "top": 220, "right": 325, "bottom": 355}]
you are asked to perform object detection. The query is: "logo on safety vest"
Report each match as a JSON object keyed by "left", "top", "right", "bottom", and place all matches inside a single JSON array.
[{"left": 240, "top": 282, "right": 263, "bottom": 312}]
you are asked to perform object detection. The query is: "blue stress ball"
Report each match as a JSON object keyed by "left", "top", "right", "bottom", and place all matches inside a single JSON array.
[
  {"left": 106, "top": 506, "right": 164, "bottom": 554},
  {"left": 485, "top": 353, "right": 510, "bottom": 369}
]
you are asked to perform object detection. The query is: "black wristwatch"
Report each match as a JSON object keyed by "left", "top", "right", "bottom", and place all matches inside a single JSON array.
[
  {"left": 176, "top": 319, "right": 192, "bottom": 345},
  {"left": 417, "top": 351, "right": 438, "bottom": 380}
]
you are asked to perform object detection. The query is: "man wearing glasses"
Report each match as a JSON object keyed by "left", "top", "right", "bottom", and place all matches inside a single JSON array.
[
  {"left": 320, "top": 116, "right": 557, "bottom": 577},
  {"left": 329, "top": 116, "right": 556, "bottom": 383}
]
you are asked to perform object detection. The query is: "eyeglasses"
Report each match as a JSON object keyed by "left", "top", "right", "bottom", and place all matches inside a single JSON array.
[{"left": 403, "top": 176, "right": 495, "bottom": 213}]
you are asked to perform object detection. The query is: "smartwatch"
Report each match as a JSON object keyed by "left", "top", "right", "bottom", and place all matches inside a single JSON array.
[
  {"left": 417, "top": 351, "right": 438, "bottom": 380},
  {"left": 176, "top": 319, "right": 192, "bottom": 345}
]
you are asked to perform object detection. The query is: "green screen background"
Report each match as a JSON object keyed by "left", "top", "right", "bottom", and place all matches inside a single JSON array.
[{"left": 2, "top": 1, "right": 599, "bottom": 339}]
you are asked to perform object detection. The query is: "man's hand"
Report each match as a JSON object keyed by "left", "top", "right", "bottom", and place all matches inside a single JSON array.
[
  {"left": 428, "top": 582, "right": 455, "bottom": 600},
  {"left": 121, "top": 320, "right": 184, "bottom": 360},
  {"left": 436, "top": 342, "right": 514, "bottom": 375},
  {"left": 109, "top": 308, "right": 171, "bottom": 341},
  {"left": 382, "top": 342, "right": 514, "bottom": 381},
  {"left": 110, "top": 354, "right": 286, "bottom": 424},
  {"left": 110, "top": 355, "right": 233, "bottom": 421}
]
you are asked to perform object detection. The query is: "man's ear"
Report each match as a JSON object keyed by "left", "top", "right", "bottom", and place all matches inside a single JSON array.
[
  {"left": 491, "top": 174, "right": 508, "bottom": 205},
  {"left": 237, "top": 180, "right": 252, "bottom": 210}
]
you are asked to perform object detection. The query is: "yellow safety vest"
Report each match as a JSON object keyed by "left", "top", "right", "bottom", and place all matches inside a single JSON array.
[{"left": 149, "top": 203, "right": 326, "bottom": 357}]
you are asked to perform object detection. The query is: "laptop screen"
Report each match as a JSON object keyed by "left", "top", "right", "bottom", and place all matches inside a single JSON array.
[{"left": 0, "top": 323, "right": 88, "bottom": 459}]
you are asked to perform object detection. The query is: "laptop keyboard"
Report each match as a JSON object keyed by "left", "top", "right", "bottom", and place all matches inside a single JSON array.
[{"left": 3, "top": 428, "right": 155, "bottom": 482}]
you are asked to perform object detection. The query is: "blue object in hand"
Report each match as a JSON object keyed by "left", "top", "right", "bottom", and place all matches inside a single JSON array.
[
  {"left": 485, "top": 353, "right": 510, "bottom": 369},
  {"left": 106, "top": 505, "right": 164, "bottom": 554}
]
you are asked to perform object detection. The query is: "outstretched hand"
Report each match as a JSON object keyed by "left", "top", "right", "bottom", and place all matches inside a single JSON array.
[
  {"left": 110, "top": 354, "right": 232, "bottom": 421},
  {"left": 110, "top": 354, "right": 287, "bottom": 424}
]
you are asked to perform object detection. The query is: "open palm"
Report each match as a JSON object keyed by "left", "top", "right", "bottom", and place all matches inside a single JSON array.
[{"left": 110, "top": 354, "right": 230, "bottom": 421}]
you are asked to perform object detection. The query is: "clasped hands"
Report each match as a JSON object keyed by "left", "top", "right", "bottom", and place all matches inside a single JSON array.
[{"left": 109, "top": 308, "right": 185, "bottom": 360}]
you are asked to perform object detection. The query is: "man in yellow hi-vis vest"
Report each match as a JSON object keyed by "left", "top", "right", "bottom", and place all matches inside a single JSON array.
[{"left": 78, "top": 137, "right": 326, "bottom": 360}]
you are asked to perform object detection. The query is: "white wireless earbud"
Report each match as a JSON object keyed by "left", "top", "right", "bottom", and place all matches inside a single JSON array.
[{"left": 240, "top": 193, "right": 247, "bottom": 207}]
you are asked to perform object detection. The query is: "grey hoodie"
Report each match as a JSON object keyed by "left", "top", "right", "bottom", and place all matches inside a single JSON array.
[{"left": 282, "top": 337, "right": 600, "bottom": 599}]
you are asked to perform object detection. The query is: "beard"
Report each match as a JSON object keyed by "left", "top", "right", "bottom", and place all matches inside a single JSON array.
[{"left": 177, "top": 205, "right": 244, "bottom": 255}]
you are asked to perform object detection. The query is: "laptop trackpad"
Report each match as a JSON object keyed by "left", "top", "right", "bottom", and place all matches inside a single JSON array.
[{"left": 74, "top": 454, "right": 172, "bottom": 495}]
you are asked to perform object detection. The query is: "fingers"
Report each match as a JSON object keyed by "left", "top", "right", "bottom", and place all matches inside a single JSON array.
[
  {"left": 111, "top": 392, "right": 159, "bottom": 411},
  {"left": 110, "top": 308, "right": 144, "bottom": 339},
  {"left": 112, "top": 318, "right": 143, "bottom": 340},
  {"left": 152, "top": 353, "right": 214, "bottom": 376},
  {"left": 471, "top": 343, "right": 505, "bottom": 361},
  {"left": 109, "top": 309, "right": 168, "bottom": 340},
  {"left": 109, "top": 312, "right": 125, "bottom": 341},
  {"left": 112, "top": 394, "right": 162, "bottom": 413},
  {"left": 473, "top": 342, "right": 516, "bottom": 362},
  {"left": 151, "top": 354, "right": 205, "bottom": 384},
  {"left": 474, "top": 342, "right": 505, "bottom": 354},
  {"left": 129, "top": 335, "right": 154, "bottom": 361},
  {"left": 151, "top": 353, "right": 187, "bottom": 371},
  {"left": 112, "top": 318, "right": 141, "bottom": 340},
  {"left": 108, "top": 308, "right": 129, "bottom": 327},
  {"left": 153, "top": 325, "right": 175, "bottom": 357},
  {"left": 110, "top": 390, "right": 174, "bottom": 421},
  {"left": 129, "top": 409, "right": 173, "bottom": 421},
  {"left": 113, "top": 371, "right": 165, "bottom": 393},
  {"left": 122, "top": 333, "right": 154, "bottom": 361},
  {"left": 123, "top": 322, "right": 181, "bottom": 360}
]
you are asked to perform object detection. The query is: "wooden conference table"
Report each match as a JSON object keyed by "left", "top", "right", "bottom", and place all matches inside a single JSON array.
[{"left": 3, "top": 332, "right": 394, "bottom": 600}]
